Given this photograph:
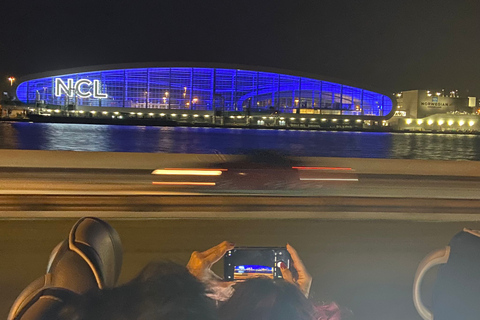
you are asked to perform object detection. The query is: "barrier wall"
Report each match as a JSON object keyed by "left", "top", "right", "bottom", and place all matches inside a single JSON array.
[{"left": 0, "top": 149, "right": 479, "bottom": 176}]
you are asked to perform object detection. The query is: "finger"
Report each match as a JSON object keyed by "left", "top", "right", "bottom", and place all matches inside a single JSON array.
[
  {"left": 286, "top": 243, "right": 308, "bottom": 275},
  {"left": 286, "top": 244, "right": 312, "bottom": 297},
  {"left": 201, "top": 241, "right": 234, "bottom": 257},
  {"left": 280, "top": 262, "right": 294, "bottom": 283},
  {"left": 201, "top": 241, "right": 235, "bottom": 266}
]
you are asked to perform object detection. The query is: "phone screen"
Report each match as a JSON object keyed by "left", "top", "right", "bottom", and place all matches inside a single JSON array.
[{"left": 224, "top": 247, "right": 290, "bottom": 281}]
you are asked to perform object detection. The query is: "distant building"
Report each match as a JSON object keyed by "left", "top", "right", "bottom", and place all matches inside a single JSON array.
[
  {"left": 389, "top": 90, "right": 479, "bottom": 132},
  {"left": 14, "top": 63, "right": 394, "bottom": 129}
]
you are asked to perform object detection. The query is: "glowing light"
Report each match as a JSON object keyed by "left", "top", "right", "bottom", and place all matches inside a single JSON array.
[
  {"left": 204, "top": 115, "right": 210, "bottom": 118},
  {"left": 321, "top": 118, "right": 327, "bottom": 122},
  {"left": 152, "top": 169, "right": 224, "bottom": 176},
  {"left": 54, "top": 78, "right": 108, "bottom": 98},
  {"left": 54, "top": 109, "right": 60, "bottom": 113},
  {"left": 182, "top": 114, "right": 188, "bottom": 117},
  {"left": 79, "top": 110, "right": 84, "bottom": 114},
  {"left": 300, "top": 118, "right": 306, "bottom": 121},
  {"left": 427, "top": 119, "right": 434, "bottom": 125},
  {"left": 148, "top": 113, "right": 154, "bottom": 116},
  {"left": 160, "top": 113, "right": 165, "bottom": 116},
  {"left": 290, "top": 117, "right": 295, "bottom": 120},
  {"left": 279, "top": 117, "right": 285, "bottom": 120},
  {"left": 356, "top": 119, "right": 362, "bottom": 123},
  {"left": 417, "top": 119, "right": 423, "bottom": 125},
  {"left": 8, "top": 77, "right": 15, "bottom": 86},
  {"left": 406, "top": 119, "right": 412, "bottom": 124},
  {"left": 152, "top": 182, "right": 216, "bottom": 186},
  {"left": 300, "top": 178, "right": 359, "bottom": 182},
  {"left": 459, "top": 120, "right": 465, "bottom": 126},
  {"left": 447, "top": 120, "right": 454, "bottom": 126},
  {"left": 332, "top": 119, "right": 337, "bottom": 122},
  {"left": 171, "top": 114, "right": 177, "bottom": 117},
  {"left": 194, "top": 114, "right": 199, "bottom": 117},
  {"left": 114, "top": 112, "right": 119, "bottom": 115},
  {"left": 237, "top": 115, "right": 243, "bottom": 119},
  {"left": 137, "top": 112, "right": 143, "bottom": 115},
  {"left": 438, "top": 120, "right": 444, "bottom": 125},
  {"left": 344, "top": 119, "right": 349, "bottom": 122},
  {"left": 311, "top": 118, "right": 316, "bottom": 121},
  {"left": 293, "top": 166, "right": 352, "bottom": 171},
  {"left": 102, "top": 111, "right": 108, "bottom": 115},
  {"left": 90, "top": 111, "right": 96, "bottom": 114},
  {"left": 469, "top": 121, "right": 475, "bottom": 126}
]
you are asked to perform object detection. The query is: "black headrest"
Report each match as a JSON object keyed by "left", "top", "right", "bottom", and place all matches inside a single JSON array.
[{"left": 433, "top": 228, "right": 480, "bottom": 320}]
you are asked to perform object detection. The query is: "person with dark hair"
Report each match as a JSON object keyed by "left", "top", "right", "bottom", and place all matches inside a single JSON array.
[
  {"left": 218, "top": 277, "right": 317, "bottom": 320},
  {"left": 56, "top": 261, "right": 218, "bottom": 320}
]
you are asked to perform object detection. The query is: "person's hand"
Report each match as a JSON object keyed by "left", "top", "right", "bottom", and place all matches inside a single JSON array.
[
  {"left": 187, "top": 241, "right": 235, "bottom": 296},
  {"left": 279, "top": 243, "right": 312, "bottom": 298}
]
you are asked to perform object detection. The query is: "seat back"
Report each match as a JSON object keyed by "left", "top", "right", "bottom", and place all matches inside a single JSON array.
[
  {"left": 68, "top": 217, "right": 123, "bottom": 288},
  {"left": 8, "top": 217, "right": 123, "bottom": 320}
]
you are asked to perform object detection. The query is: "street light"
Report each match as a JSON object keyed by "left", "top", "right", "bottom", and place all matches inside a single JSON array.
[{"left": 8, "top": 77, "right": 15, "bottom": 86}]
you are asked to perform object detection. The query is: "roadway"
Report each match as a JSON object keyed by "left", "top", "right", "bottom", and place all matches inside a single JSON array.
[
  {"left": 2, "top": 168, "right": 480, "bottom": 320},
  {"left": 1, "top": 168, "right": 480, "bottom": 219}
]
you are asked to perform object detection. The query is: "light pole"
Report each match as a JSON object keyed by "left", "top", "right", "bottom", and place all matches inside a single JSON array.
[{"left": 8, "top": 77, "right": 15, "bottom": 87}]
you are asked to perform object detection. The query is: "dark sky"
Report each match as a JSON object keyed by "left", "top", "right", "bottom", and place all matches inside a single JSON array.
[{"left": 1, "top": 0, "right": 479, "bottom": 96}]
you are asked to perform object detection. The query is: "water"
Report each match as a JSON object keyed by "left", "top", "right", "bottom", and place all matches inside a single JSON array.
[{"left": 1, "top": 122, "right": 480, "bottom": 160}]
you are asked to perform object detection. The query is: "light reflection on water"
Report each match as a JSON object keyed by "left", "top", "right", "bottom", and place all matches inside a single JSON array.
[{"left": 1, "top": 122, "right": 480, "bottom": 160}]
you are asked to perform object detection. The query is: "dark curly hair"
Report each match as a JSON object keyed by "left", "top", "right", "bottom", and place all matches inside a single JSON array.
[{"left": 218, "top": 278, "right": 317, "bottom": 320}]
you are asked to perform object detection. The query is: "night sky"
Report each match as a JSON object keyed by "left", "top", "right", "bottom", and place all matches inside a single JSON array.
[{"left": 1, "top": 0, "right": 479, "bottom": 96}]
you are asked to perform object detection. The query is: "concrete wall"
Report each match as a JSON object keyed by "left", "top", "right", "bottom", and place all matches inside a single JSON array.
[{"left": 1, "top": 149, "right": 480, "bottom": 176}]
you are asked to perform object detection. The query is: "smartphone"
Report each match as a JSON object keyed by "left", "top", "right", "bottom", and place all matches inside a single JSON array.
[{"left": 224, "top": 247, "right": 291, "bottom": 281}]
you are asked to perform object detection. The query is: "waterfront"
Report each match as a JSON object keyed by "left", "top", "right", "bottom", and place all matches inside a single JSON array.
[{"left": 1, "top": 122, "right": 480, "bottom": 161}]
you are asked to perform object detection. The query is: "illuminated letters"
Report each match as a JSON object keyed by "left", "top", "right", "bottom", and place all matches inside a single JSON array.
[
  {"left": 55, "top": 78, "right": 74, "bottom": 97},
  {"left": 93, "top": 80, "right": 108, "bottom": 98},
  {"left": 75, "top": 79, "right": 92, "bottom": 98},
  {"left": 54, "top": 78, "right": 108, "bottom": 99}
]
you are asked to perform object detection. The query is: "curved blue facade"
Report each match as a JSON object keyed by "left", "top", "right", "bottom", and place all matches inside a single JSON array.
[{"left": 16, "top": 67, "right": 392, "bottom": 117}]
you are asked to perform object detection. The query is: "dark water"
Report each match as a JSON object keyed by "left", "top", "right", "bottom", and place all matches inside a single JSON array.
[{"left": 1, "top": 122, "right": 480, "bottom": 160}]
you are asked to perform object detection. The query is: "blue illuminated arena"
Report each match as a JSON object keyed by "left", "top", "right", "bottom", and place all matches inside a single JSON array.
[{"left": 16, "top": 64, "right": 392, "bottom": 117}]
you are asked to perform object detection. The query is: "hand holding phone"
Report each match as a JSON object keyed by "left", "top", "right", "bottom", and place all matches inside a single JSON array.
[
  {"left": 283, "top": 243, "right": 312, "bottom": 297},
  {"left": 223, "top": 244, "right": 312, "bottom": 297},
  {"left": 187, "top": 241, "right": 236, "bottom": 301}
]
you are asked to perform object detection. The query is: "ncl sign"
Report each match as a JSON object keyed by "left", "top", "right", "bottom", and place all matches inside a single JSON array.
[{"left": 54, "top": 78, "right": 108, "bottom": 99}]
